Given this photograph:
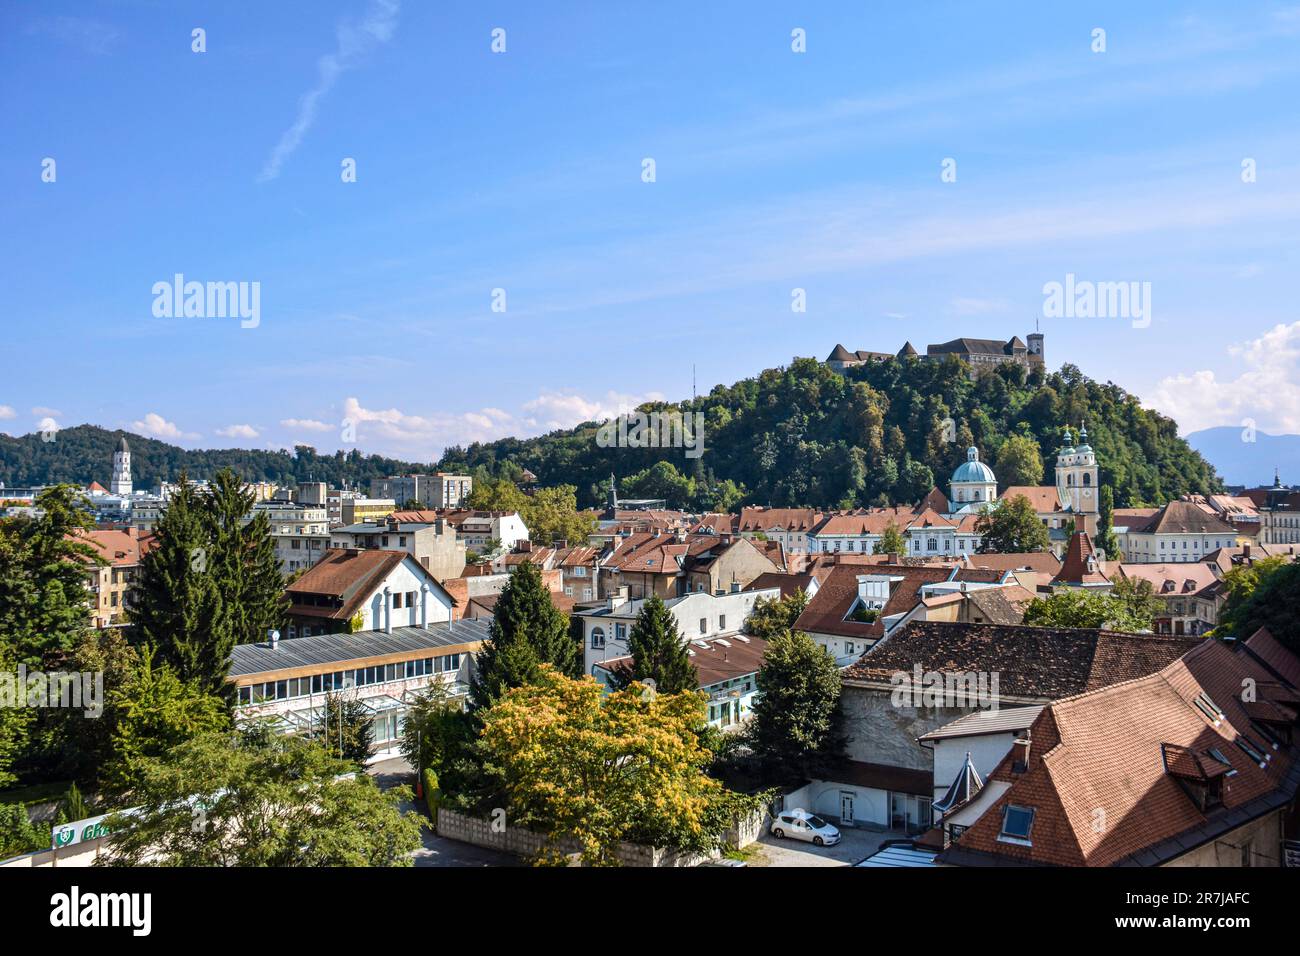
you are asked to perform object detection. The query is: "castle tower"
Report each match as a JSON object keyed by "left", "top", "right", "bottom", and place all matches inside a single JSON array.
[
  {"left": 110, "top": 436, "right": 132, "bottom": 496},
  {"left": 1054, "top": 424, "right": 1098, "bottom": 534},
  {"left": 1027, "top": 331, "right": 1044, "bottom": 365}
]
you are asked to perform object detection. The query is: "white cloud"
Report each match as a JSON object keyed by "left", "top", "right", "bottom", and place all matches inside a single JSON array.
[
  {"left": 216, "top": 424, "right": 260, "bottom": 439},
  {"left": 31, "top": 406, "right": 62, "bottom": 417},
  {"left": 521, "top": 391, "right": 666, "bottom": 431},
  {"left": 257, "top": 0, "right": 400, "bottom": 182},
  {"left": 280, "top": 417, "right": 334, "bottom": 432},
  {"left": 338, "top": 389, "right": 668, "bottom": 457},
  {"left": 131, "top": 412, "right": 199, "bottom": 441},
  {"left": 1147, "top": 321, "right": 1300, "bottom": 434},
  {"left": 0, "top": 405, "right": 15, "bottom": 420}
]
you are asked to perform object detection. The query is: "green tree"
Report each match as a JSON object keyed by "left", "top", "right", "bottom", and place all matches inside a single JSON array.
[
  {"left": 873, "top": 522, "right": 906, "bottom": 555},
  {"left": 102, "top": 649, "right": 229, "bottom": 796},
  {"left": 605, "top": 595, "right": 697, "bottom": 694},
  {"left": 994, "top": 434, "right": 1045, "bottom": 488},
  {"left": 101, "top": 732, "right": 421, "bottom": 867},
  {"left": 1022, "top": 585, "right": 1159, "bottom": 633},
  {"left": 204, "top": 469, "right": 287, "bottom": 661},
  {"left": 129, "top": 475, "right": 229, "bottom": 695},
  {"left": 975, "top": 494, "right": 1052, "bottom": 553},
  {"left": 469, "top": 561, "right": 580, "bottom": 711},
  {"left": 399, "top": 681, "right": 476, "bottom": 798},
  {"left": 1097, "top": 486, "right": 1121, "bottom": 560},
  {"left": 322, "top": 692, "right": 374, "bottom": 766},
  {"left": 0, "top": 802, "right": 45, "bottom": 860},
  {"left": 744, "top": 590, "right": 809, "bottom": 639},
  {"left": 748, "top": 631, "right": 846, "bottom": 783},
  {"left": 477, "top": 666, "right": 761, "bottom": 865},
  {"left": 1213, "top": 559, "right": 1300, "bottom": 652},
  {"left": 0, "top": 485, "right": 102, "bottom": 666}
]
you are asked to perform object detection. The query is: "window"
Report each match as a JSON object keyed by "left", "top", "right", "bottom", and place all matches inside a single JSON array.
[
  {"left": 700, "top": 618, "right": 708, "bottom": 634},
  {"left": 615, "top": 623, "right": 626, "bottom": 641},
  {"left": 719, "top": 614, "right": 726, "bottom": 630},
  {"left": 393, "top": 592, "right": 403, "bottom": 609},
  {"left": 999, "top": 805, "right": 1035, "bottom": 845},
  {"left": 591, "top": 627, "right": 606, "bottom": 649},
  {"left": 407, "top": 590, "right": 417, "bottom": 608}
]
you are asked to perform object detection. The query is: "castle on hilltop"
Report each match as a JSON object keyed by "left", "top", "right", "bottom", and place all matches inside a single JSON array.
[{"left": 827, "top": 332, "right": 1044, "bottom": 378}]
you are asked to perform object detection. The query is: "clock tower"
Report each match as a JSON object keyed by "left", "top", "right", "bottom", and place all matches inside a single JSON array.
[{"left": 1054, "top": 424, "right": 1099, "bottom": 535}]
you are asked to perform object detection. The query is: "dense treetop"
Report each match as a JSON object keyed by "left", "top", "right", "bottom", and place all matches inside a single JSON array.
[{"left": 438, "top": 357, "right": 1222, "bottom": 509}]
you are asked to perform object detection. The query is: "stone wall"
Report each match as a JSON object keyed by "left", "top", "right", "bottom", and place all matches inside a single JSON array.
[
  {"left": 435, "top": 807, "right": 763, "bottom": 867},
  {"left": 842, "top": 685, "right": 982, "bottom": 771}
]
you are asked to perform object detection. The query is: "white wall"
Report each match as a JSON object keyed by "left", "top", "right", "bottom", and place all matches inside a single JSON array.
[
  {"left": 358, "top": 558, "right": 453, "bottom": 631},
  {"left": 931, "top": 732, "right": 1019, "bottom": 801}
]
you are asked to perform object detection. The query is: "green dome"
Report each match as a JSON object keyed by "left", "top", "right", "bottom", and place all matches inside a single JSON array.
[{"left": 952, "top": 447, "right": 996, "bottom": 484}]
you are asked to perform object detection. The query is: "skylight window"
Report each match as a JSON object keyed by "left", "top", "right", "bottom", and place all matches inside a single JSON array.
[
  {"left": 998, "top": 805, "right": 1035, "bottom": 845},
  {"left": 1236, "top": 737, "right": 1267, "bottom": 767},
  {"left": 1192, "top": 692, "right": 1224, "bottom": 726}
]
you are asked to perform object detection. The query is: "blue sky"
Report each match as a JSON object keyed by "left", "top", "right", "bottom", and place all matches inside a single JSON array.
[{"left": 4, "top": 1, "right": 1300, "bottom": 461}]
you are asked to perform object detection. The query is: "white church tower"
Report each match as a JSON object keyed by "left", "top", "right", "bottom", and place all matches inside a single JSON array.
[
  {"left": 1054, "top": 424, "right": 1098, "bottom": 534},
  {"left": 110, "top": 436, "right": 133, "bottom": 496}
]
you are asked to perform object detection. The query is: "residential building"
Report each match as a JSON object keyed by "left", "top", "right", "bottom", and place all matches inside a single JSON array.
[
  {"left": 1116, "top": 499, "right": 1241, "bottom": 564},
  {"left": 255, "top": 499, "right": 331, "bottom": 573},
  {"left": 340, "top": 497, "right": 396, "bottom": 526},
  {"left": 784, "top": 621, "right": 1198, "bottom": 834},
  {"left": 938, "top": 630, "right": 1299, "bottom": 866},
  {"left": 329, "top": 514, "right": 466, "bottom": 581},
  {"left": 1117, "top": 561, "right": 1221, "bottom": 636},
  {"left": 370, "top": 473, "right": 473, "bottom": 509},
  {"left": 78, "top": 527, "right": 149, "bottom": 628},
  {"left": 576, "top": 586, "right": 779, "bottom": 678},
  {"left": 594, "top": 634, "right": 768, "bottom": 729},
  {"left": 284, "top": 548, "right": 456, "bottom": 638},
  {"left": 736, "top": 507, "right": 823, "bottom": 553}
]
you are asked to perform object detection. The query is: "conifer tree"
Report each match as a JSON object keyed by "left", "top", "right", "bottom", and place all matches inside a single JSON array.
[
  {"left": 469, "top": 561, "right": 579, "bottom": 711},
  {"left": 129, "top": 475, "right": 229, "bottom": 698},
  {"left": 205, "top": 469, "right": 287, "bottom": 650},
  {"left": 606, "top": 595, "right": 697, "bottom": 695}
]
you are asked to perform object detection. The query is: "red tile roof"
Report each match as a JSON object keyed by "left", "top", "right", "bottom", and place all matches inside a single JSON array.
[
  {"left": 794, "top": 564, "right": 952, "bottom": 640},
  {"left": 943, "top": 638, "right": 1300, "bottom": 866},
  {"left": 1244, "top": 627, "right": 1300, "bottom": 689},
  {"left": 1051, "top": 531, "right": 1110, "bottom": 586}
]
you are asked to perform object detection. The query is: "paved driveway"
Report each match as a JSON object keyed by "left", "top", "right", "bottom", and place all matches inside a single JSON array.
[
  {"left": 746, "top": 825, "right": 894, "bottom": 866},
  {"left": 367, "top": 755, "right": 518, "bottom": 867}
]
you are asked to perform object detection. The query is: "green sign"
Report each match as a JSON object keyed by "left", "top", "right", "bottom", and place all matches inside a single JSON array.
[{"left": 51, "top": 813, "right": 114, "bottom": 849}]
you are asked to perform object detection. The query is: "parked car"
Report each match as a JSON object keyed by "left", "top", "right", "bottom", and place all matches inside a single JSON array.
[{"left": 770, "top": 809, "right": 841, "bottom": 846}]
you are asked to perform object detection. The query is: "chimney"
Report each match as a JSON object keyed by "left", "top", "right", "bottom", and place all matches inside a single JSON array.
[
  {"left": 1011, "top": 735, "right": 1031, "bottom": 773},
  {"left": 268, "top": 629, "right": 280, "bottom": 650},
  {"left": 608, "top": 586, "right": 630, "bottom": 611},
  {"left": 420, "top": 583, "right": 430, "bottom": 629},
  {"left": 721, "top": 533, "right": 732, "bottom": 546},
  {"left": 384, "top": 586, "right": 393, "bottom": 634},
  {"left": 1243, "top": 543, "right": 1251, "bottom": 560}
]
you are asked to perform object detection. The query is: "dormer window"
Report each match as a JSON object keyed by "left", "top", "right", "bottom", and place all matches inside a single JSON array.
[
  {"left": 998, "top": 805, "right": 1035, "bottom": 846},
  {"left": 1192, "top": 691, "right": 1224, "bottom": 726}
]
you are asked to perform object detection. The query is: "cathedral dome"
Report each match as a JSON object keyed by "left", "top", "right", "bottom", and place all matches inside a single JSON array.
[{"left": 951, "top": 446, "right": 996, "bottom": 484}]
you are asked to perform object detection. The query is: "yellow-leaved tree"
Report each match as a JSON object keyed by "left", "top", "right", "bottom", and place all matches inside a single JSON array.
[{"left": 478, "top": 666, "right": 762, "bottom": 865}]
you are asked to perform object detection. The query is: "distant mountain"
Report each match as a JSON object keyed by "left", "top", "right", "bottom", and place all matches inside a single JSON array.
[
  {"left": 1186, "top": 427, "right": 1300, "bottom": 487},
  {"left": 0, "top": 425, "right": 427, "bottom": 491}
]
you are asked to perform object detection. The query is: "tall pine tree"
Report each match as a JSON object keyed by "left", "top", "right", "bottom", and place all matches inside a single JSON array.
[
  {"left": 606, "top": 595, "right": 697, "bottom": 694},
  {"left": 129, "top": 475, "right": 230, "bottom": 699},
  {"left": 205, "top": 470, "right": 287, "bottom": 650},
  {"left": 469, "top": 561, "right": 579, "bottom": 711}
]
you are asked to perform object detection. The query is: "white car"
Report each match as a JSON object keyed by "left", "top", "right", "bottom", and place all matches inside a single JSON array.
[{"left": 770, "top": 809, "right": 841, "bottom": 847}]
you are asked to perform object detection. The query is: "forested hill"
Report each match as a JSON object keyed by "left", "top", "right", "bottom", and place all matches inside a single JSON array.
[
  {"left": 2, "top": 357, "right": 1221, "bottom": 510},
  {"left": 0, "top": 426, "right": 426, "bottom": 491},
  {"left": 436, "top": 356, "right": 1222, "bottom": 510}
]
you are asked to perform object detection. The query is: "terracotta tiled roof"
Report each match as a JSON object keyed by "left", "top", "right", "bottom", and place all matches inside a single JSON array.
[
  {"left": 1000, "top": 486, "right": 1064, "bottom": 514},
  {"left": 1244, "top": 627, "right": 1300, "bottom": 688},
  {"left": 794, "top": 564, "right": 952, "bottom": 640},
  {"left": 597, "top": 634, "right": 768, "bottom": 688},
  {"left": 964, "top": 552, "right": 1062, "bottom": 575},
  {"left": 738, "top": 507, "right": 822, "bottom": 533},
  {"left": 1052, "top": 531, "right": 1110, "bottom": 586},
  {"left": 1147, "top": 499, "right": 1237, "bottom": 536},
  {"left": 75, "top": 528, "right": 142, "bottom": 567},
  {"left": 967, "top": 587, "right": 1033, "bottom": 625},
  {"left": 843, "top": 621, "right": 1199, "bottom": 701},
  {"left": 286, "top": 548, "right": 448, "bottom": 622},
  {"left": 917, "top": 487, "right": 951, "bottom": 515},
  {"left": 1117, "top": 561, "right": 1218, "bottom": 597},
  {"left": 744, "top": 571, "right": 814, "bottom": 600},
  {"left": 943, "top": 638, "right": 1300, "bottom": 867}
]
